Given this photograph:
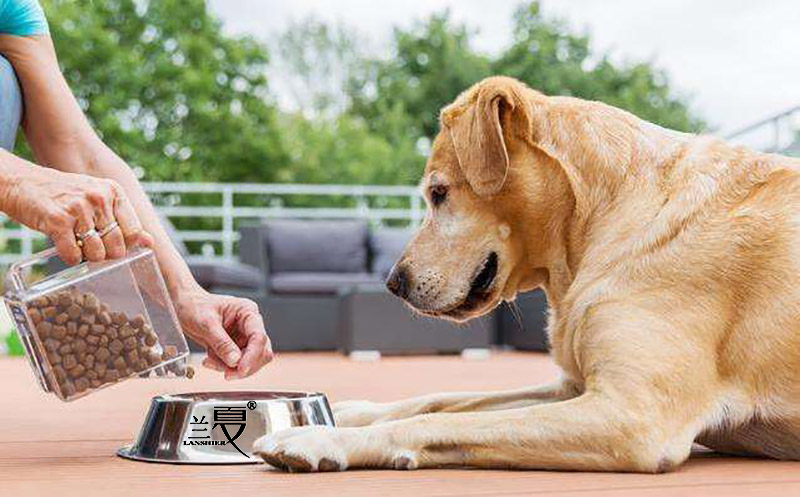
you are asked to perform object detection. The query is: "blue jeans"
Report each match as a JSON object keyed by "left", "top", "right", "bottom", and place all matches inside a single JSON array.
[{"left": 0, "top": 55, "right": 21, "bottom": 151}]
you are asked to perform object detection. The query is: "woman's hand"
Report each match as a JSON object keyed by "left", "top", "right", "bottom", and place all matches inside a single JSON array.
[
  {"left": 2, "top": 161, "right": 153, "bottom": 264},
  {"left": 173, "top": 287, "right": 274, "bottom": 379}
]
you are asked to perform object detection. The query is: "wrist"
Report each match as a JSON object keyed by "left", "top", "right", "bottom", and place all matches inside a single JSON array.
[
  {"left": 160, "top": 251, "right": 204, "bottom": 299},
  {"left": 0, "top": 152, "right": 27, "bottom": 214}
]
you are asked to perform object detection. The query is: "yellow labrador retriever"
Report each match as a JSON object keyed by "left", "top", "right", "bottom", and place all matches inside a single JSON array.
[{"left": 254, "top": 76, "right": 800, "bottom": 472}]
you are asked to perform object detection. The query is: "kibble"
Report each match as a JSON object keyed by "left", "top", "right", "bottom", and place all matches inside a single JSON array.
[
  {"left": 26, "top": 289, "right": 190, "bottom": 400},
  {"left": 67, "top": 304, "right": 82, "bottom": 320},
  {"left": 58, "top": 293, "right": 73, "bottom": 309},
  {"left": 52, "top": 325, "right": 67, "bottom": 340},
  {"left": 43, "top": 306, "right": 57, "bottom": 320},
  {"left": 98, "top": 311, "right": 112, "bottom": 325},
  {"left": 38, "top": 321, "right": 52, "bottom": 338},
  {"left": 29, "top": 308, "right": 42, "bottom": 324},
  {"left": 131, "top": 315, "right": 145, "bottom": 329},
  {"left": 112, "top": 312, "right": 127, "bottom": 326},
  {"left": 123, "top": 336, "right": 137, "bottom": 351},
  {"left": 74, "top": 377, "right": 89, "bottom": 392}
]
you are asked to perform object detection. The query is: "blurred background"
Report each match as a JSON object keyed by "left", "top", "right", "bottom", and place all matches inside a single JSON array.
[{"left": 2, "top": 0, "right": 798, "bottom": 355}]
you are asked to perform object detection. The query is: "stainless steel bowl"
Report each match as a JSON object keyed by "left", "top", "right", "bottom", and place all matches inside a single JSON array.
[{"left": 118, "top": 391, "right": 335, "bottom": 464}]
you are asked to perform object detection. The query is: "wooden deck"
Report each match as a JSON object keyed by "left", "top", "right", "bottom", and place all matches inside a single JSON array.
[{"left": 1, "top": 351, "right": 799, "bottom": 497}]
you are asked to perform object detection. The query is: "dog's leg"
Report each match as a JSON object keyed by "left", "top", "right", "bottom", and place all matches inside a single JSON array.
[
  {"left": 333, "top": 380, "right": 579, "bottom": 427},
  {"left": 255, "top": 390, "right": 698, "bottom": 473},
  {"left": 697, "top": 417, "right": 800, "bottom": 460},
  {"left": 256, "top": 303, "right": 719, "bottom": 472}
]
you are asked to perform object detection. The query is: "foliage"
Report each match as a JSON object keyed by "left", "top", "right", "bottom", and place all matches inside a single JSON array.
[
  {"left": 347, "top": 3, "right": 704, "bottom": 159},
  {"left": 494, "top": 3, "right": 704, "bottom": 132},
  {"left": 348, "top": 13, "right": 491, "bottom": 142},
  {"left": 277, "top": 113, "right": 421, "bottom": 185},
  {"left": 42, "top": 0, "right": 288, "bottom": 182},
  {"left": 30, "top": 1, "right": 705, "bottom": 188},
  {"left": 4, "top": 330, "right": 24, "bottom": 356},
  {"left": 270, "top": 18, "right": 361, "bottom": 119}
]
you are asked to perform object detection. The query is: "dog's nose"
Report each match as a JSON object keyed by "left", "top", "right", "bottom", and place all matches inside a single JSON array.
[{"left": 386, "top": 266, "right": 409, "bottom": 299}]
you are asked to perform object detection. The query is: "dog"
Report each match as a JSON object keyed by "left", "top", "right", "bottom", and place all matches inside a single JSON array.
[{"left": 254, "top": 76, "right": 800, "bottom": 472}]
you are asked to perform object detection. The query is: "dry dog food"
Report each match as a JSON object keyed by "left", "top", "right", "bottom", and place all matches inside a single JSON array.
[{"left": 28, "top": 288, "right": 192, "bottom": 397}]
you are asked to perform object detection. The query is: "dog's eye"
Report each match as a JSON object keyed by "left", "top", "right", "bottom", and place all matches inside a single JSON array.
[{"left": 430, "top": 184, "right": 448, "bottom": 207}]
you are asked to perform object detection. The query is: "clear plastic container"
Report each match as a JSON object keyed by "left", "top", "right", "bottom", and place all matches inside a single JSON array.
[{"left": 4, "top": 247, "right": 190, "bottom": 401}]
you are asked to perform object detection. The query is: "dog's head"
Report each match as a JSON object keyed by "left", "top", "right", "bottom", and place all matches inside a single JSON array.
[{"left": 387, "top": 77, "right": 571, "bottom": 322}]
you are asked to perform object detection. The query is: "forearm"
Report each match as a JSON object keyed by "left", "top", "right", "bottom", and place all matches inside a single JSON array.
[
  {"left": 83, "top": 143, "right": 201, "bottom": 297},
  {"left": 0, "top": 149, "right": 26, "bottom": 207},
  {"left": 0, "top": 34, "right": 200, "bottom": 297},
  {"left": 0, "top": 149, "right": 39, "bottom": 218}
]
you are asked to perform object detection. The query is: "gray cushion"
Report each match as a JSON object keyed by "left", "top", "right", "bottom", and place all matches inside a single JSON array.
[
  {"left": 271, "top": 272, "right": 381, "bottom": 295},
  {"left": 266, "top": 220, "right": 368, "bottom": 273},
  {"left": 370, "top": 229, "right": 413, "bottom": 280},
  {"left": 189, "top": 261, "right": 264, "bottom": 291}
]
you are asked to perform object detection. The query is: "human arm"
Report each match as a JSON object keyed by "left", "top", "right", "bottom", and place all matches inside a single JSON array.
[{"left": 0, "top": 33, "right": 272, "bottom": 378}]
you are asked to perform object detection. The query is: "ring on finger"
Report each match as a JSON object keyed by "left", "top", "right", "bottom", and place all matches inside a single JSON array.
[
  {"left": 75, "top": 228, "right": 99, "bottom": 248},
  {"left": 97, "top": 220, "right": 120, "bottom": 239}
]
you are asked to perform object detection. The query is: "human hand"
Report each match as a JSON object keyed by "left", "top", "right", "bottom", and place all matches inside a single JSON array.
[
  {"left": 173, "top": 288, "right": 274, "bottom": 379},
  {"left": 3, "top": 164, "right": 152, "bottom": 265}
]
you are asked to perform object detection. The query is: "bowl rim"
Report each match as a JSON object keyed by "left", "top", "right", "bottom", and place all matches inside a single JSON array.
[{"left": 157, "top": 391, "right": 328, "bottom": 403}]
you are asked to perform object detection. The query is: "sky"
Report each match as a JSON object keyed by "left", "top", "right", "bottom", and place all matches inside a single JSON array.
[{"left": 208, "top": 0, "right": 800, "bottom": 143}]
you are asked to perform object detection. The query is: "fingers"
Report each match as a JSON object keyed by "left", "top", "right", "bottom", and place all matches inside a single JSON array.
[
  {"left": 72, "top": 200, "right": 106, "bottom": 263},
  {"left": 50, "top": 229, "right": 82, "bottom": 266},
  {"left": 50, "top": 196, "right": 103, "bottom": 265},
  {"left": 45, "top": 178, "right": 149, "bottom": 265},
  {"left": 91, "top": 188, "right": 125, "bottom": 259},
  {"left": 203, "top": 317, "right": 243, "bottom": 369},
  {"left": 233, "top": 309, "right": 273, "bottom": 378},
  {"left": 202, "top": 351, "right": 228, "bottom": 372},
  {"left": 230, "top": 304, "right": 273, "bottom": 379},
  {"left": 109, "top": 181, "right": 153, "bottom": 250}
]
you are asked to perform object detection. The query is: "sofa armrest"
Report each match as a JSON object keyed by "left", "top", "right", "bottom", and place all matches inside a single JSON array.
[
  {"left": 238, "top": 224, "right": 271, "bottom": 294},
  {"left": 188, "top": 261, "right": 265, "bottom": 292}
]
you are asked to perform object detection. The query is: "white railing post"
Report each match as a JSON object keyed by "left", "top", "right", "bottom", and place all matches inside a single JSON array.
[
  {"left": 21, "top": 226, "right": 33, "bottom": 258},
  {"left": 410, "top": 193, "right": 422, "bottom": 228},
  {"left": 222, "top": 186, "right": 234, "bottom": 260}
]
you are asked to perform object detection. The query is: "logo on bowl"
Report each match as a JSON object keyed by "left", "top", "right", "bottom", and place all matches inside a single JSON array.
[{"left": 183, "top": 402, "right": 255, "bottom": 457}]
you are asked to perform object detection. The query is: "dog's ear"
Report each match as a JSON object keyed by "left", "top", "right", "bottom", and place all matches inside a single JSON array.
[{"left": 443, "top": 87, "right": 515, "bottom": 196}]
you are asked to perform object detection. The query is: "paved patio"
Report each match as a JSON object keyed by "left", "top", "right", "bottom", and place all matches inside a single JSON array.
[{"left": 1, "top": 351, "right": 798, "bottom": 496}]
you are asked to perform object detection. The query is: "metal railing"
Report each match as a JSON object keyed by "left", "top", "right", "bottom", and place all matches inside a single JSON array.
[
  {"left": 0, "top": 182, "right": 423, "bottom": 265},
  {"left": 726, "top": 105, "right": 800, "bottom": 155}
]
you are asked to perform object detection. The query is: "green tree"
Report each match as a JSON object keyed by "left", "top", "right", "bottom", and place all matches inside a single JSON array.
[
  {"left": 348, "top": 13, "right": 491, "bottom": 142},
  {"left": 347, "top": 2, "right": 704, "bottom": 154},
  {"left": 494, "top": 3, "right": 704, "bottom": 132},
  {"left": 270, "top": 17, "right": 361, "bottom": 119},
  {"left": 41, "top": 0, "right": 288, "bottom": 182},
  {"left": 270, "top": 16, "right": 426, "bottom": 185},
  {"left": 277, "top": 113, "right": 420, "bottom": 185}
]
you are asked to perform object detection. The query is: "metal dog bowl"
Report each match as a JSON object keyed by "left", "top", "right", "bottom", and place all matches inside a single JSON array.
[{"left": 118, "top": 391, "right": 334, "bottom": 464}]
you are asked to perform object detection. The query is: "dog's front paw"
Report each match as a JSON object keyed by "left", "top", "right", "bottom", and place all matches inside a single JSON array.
[
  {"left": 332, "top": 400, "right": 389, "bottom": 427},
  {"left": 253, "top": 426, "right": 348, "bottom": 472}
]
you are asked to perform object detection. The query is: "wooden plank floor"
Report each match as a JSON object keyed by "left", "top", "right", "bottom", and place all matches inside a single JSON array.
[{"left": 1, "top": 351, "right": 799, "bottom": 497}]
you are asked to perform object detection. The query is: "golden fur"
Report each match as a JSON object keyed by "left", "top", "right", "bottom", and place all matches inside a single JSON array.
[{"left": 254, "top": 76, "right": 800, "bottom": 472}]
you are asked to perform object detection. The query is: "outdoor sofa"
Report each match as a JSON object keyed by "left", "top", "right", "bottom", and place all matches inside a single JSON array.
[{"left": 238, "top": 219, "right": 494, "bottom": 353}]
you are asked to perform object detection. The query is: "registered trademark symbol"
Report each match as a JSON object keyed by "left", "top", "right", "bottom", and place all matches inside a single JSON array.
[{"left": 247, "top": 400, "right": 257, "bottom": 410}]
